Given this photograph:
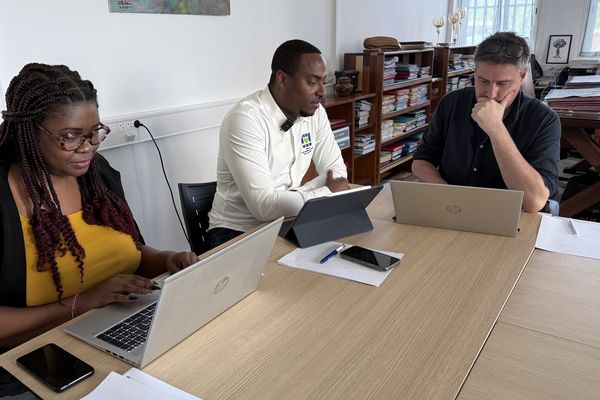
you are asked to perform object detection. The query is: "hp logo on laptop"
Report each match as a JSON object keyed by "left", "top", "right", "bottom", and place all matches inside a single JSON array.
[
  {"left": 213, "top": 277, "right": 230, "bottom": 294},
  {"left": 445, "top": 204, "right": 462, "bottom": 214}
]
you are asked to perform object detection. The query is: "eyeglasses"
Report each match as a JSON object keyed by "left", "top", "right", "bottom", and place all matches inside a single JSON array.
[
  {"left": 38, "top": 123, "right": 110, "bottom": 151},
  {"left": 479, "top": 42, "right": 525, "bottom": 58}
]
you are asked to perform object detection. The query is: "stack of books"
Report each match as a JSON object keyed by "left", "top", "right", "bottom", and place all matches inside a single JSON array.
[
  {"left": 400, "top": 138, "right": 420, "bottom": 156},
  {"left": 383, "top": 56, "right": 398, "bottom": 86},
  {"left": 380, "top": 119, "right": 394, "bottom": 142},
  {"left": 380, "top": 150, "right": 392, "bottom": 164},
  {"left": 395, "top": 63, "right": 419, "bottom": 81},
  {"left": 394, "top": 88, "right": 410, "bottom": 111},
  {"left": 419, "top": 65, "right": 431, "bottom": 78},
  {"left": 354, "top": 133, "right": 376, "bottom": 155},
  {"left": 403, "top": 110, "right": 427, "bottom": 128},
  {"left": 448, "top": 53, "right": 475, "bottom": 72},
  {"left": 355, "top": 100, "right": 372, "bottom": 127},
  {"left": 381, "top": 142, "right": 405, "bottom": 161},
  {"left": 392, "top": 115, "right": 417, "bottom": 134},
  {"left": 381, "top": 94, "right": 397, "bottom": 114},
  {"left": 409, "top": 84, "right": 429, "bottom": 106}
]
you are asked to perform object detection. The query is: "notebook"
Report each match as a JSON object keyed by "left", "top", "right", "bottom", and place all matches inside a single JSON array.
[
  {"left": 65, "top": 217, "right": 283, "bottom": 368},
  {"left": 279, "top": 185, "right": 383, "bottom": 248},
  {"left": 390, "top": 181, "right": 523, "bottom": 237}
]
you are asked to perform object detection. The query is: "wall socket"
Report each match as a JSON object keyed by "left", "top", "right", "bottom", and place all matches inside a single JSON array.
[{"left": 118, "top": 120, "right": 137, "bottom": 141}]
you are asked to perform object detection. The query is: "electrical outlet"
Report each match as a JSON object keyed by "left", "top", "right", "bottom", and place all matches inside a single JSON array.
[
  {"left": 118, "top": 121, "right": 135, "bottom": 131},
  {"left": 118, "top": 120, "right": 137, "bottom": 141}
]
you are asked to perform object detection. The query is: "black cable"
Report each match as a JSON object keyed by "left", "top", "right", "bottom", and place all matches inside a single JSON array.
[{"left": 133, "top": 120, "right": 190, "bottom": 245}]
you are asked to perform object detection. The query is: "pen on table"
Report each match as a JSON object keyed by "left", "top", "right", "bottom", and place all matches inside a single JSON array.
[
  {"left": 568, "top": 218, "right": 579, "bottom": 236},
  {"left": 320, "top": 244, "right": 347, "bottom": 264}
]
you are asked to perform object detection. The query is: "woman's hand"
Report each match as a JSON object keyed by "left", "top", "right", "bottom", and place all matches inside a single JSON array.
[
  {"left": 78, "top": 274, "right": 156, "bottom": 311},
  {"left": 165, "top": 251, "right": 198, "bottom": 274}
]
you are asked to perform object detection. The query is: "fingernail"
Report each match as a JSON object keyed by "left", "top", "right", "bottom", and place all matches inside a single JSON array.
[
  {"left": 150, "top": 285, "right": 161, "bottom": 291},
  {"left": 129, "top": 295, "right": 138, "bottom": 300}
]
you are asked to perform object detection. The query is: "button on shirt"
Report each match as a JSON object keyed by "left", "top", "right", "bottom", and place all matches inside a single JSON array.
[
  {"left": 208, "top": 87, "right": 347, "bottom": 232},
  {"left": 413, "top": 87, "right": 561, "bottom": 199}
]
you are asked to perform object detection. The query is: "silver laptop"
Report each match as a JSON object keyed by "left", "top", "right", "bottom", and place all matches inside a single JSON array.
[
  {"left": 390, "top": 181, "right": 523, "bottom": 237},
  {"left": 65, "top": 217, "right": 283, "bottom": 368}
]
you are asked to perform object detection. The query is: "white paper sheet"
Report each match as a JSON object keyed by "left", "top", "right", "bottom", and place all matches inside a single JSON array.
[
  {"left": 535, "top": 214, "right": 600, "bottom": 260},
  {"left": 277, "top": 241, "right": 404, "bottom": 287},
  {"left": 82, "top": 369, "right": 201, "bottom": 400}
]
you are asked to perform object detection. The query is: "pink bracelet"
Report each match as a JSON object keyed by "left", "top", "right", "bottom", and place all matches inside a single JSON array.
[{"left": 71, "top": 293, "right": 79, "bottom": 319}]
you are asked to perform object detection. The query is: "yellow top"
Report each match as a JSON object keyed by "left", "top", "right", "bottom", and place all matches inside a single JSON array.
[{"left": 20, "top": 211, "right": 141, "bottom": 306}]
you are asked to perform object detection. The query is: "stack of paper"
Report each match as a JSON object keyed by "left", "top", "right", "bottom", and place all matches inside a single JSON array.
[
  {"left": 535, "top": 214, "right": 600, "bottom": 259},
  {"left": 565, "top": 75, "right": 600, "bottom": 88},
  {"left": 545, "top": 88, "right": 600, "bottom": 117},
  {"left": 82, "top": 368, "right": 201, "bottom": 400}
]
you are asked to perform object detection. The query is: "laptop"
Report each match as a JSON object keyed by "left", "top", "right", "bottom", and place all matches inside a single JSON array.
[
  {"left": 390, "top": 181, "right": 523, "bottom": 237},
  {"left": 65, "top": 217, "right": 284, "bottom": 368},
  {"left": 279, "top": 185, "right": 383, "bottom": 248}
]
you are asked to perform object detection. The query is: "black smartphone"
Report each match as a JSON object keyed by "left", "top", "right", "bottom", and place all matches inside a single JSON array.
[
  {"left": 340, "top": 246, "right": 400, "bottom": 271},
  {"left": 16, "top": 343, "right": 94, "bottom": 392},
  {"left": 0, "top": 366, "right": 42, "bottom": 399}
]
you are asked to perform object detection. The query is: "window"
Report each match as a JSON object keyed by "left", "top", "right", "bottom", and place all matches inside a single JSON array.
[
  {"left": 457, "top": 0, "right": 536, "bottom": 45},
  {"left": 581, "top": 0, "right": 600, "bottom": 56}
]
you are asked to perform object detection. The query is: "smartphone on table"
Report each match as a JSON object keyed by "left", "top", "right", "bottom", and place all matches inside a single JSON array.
[
  {"left": 339, "top": 245, "right": 401, "bottom": 272},
  {"left": 16, "top": 343, "right": 94, "bottom": 392},
  {"left": 0, "top": 366, "right": 42, "bottom": 399}
]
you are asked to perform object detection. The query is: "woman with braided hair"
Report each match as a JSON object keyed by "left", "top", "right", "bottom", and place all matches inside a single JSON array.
[{"left": 0, "top": 63, "right": 197, "bottom": 349}]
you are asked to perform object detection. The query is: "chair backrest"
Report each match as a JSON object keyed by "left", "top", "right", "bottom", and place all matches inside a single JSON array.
[{"left": 178, "top": 182, "right": 217, "bottom": 254}]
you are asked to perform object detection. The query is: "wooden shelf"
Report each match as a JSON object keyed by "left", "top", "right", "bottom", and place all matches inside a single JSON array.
[
  {"left": 382, "top": 101, "right": 430, "bottom": 120},
  {"left": 447, "top": 67, "right": 475, "bottom": 77},
  {"left": 344, "top": 48, "right": 434, "bottom": 185},
  {"left": 382, "top": 77, "right": 432, "bottom": 92},
  {"left": 355, "top": 122, "right": 376, "bottom": 133},
  {"left": 379, "top": 154, "right": 414, "bottom": 173},
  {"left": 381, "top": 124, "right": 428, "bottom": 147},
  {"left": 432, "top": 45, "right": 477, "bottom": 114}
]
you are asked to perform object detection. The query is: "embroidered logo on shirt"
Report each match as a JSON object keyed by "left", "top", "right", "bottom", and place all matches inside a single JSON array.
[{"left": 301, "top": 132, "right": 313, "bottom": 154}]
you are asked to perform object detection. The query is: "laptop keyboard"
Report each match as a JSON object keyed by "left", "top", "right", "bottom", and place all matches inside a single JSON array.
[
  {"left": 96, "top": 302, "right": 157, "bottom": 352},
  {"left": 278, "top": 218, "right": 295, "bottom": 237}
]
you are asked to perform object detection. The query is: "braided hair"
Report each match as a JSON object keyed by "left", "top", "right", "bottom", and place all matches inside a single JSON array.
[{"left": 0, "top": 63, "right": 142, "bottom": 302}]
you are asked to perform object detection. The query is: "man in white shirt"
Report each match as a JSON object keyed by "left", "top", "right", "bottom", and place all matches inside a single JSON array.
[{"left": 206, "top": 39, "right": 349, "bottom": 249}]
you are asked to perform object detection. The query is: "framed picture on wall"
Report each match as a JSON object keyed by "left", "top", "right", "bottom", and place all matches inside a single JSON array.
[{"left": 546, "top": 35, "right": 572, "bottom": 64}]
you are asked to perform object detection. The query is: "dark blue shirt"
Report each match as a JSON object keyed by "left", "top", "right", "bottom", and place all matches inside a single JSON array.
[{"left": 413, "top": 87, "right": 561, "bottom": 199}]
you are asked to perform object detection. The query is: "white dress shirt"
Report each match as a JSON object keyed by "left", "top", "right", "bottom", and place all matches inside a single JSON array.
[{"left": 208, "top": 86, "right": 347, "bottom": 232}]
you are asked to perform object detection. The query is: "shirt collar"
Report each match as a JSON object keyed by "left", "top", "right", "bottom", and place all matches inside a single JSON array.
[
  {"left": 260, "top": 86, "right": 292, "bottom": 132},
  {"left": 260, "top": 86, "right": 311, "bottom": 133}
]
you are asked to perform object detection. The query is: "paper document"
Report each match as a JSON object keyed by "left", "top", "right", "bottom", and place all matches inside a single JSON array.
[
  {"left": 545, "top": 88, "right": 600, "bottom": 99},
  {"left": 82, "top": 368, "right": 201, "bottom": 400},
  {"left": 535, "top": 214, "right": 600, "bottom": 259},
  {"left": 277, "top": 241, "right": 403, "bottom": 286}
]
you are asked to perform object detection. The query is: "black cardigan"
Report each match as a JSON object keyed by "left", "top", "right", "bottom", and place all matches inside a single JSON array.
[{"left": 0, "top": 154, "right": 134, "bottom": 307}]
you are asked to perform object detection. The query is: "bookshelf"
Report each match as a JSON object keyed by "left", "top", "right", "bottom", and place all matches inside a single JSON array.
[
  {"left": 322, "top": 92, "right": 377, "bottom": 183},
  {"left": 431, "top": 45, "right": 477, "bottom": 112},
  {"left": 345, "top": 48, "right": 434, "bottom": 184}
]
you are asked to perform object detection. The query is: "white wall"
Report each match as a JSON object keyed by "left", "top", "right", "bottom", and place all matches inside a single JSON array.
[
  {"left": 534, "top": 0, "right": 593, "bottom": 75},
  {"left": 0, "top": 0, "right": 450, "bottom": 252},
  {"left": 335, "top": 0, "right": 450, "bottom": 65},
  {"left": 0, "top": 0, "right": 334, "bottom": 251}
]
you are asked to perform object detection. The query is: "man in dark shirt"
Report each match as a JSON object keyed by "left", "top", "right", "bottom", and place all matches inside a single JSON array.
[{"left": 412, "top": 31, "right": 560, "bottom": 212}]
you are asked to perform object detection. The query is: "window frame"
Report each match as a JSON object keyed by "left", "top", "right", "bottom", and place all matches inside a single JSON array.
[
  {"left": 580, "top": 0, "right": 600, "bottom": 57},
  {"left": 457, "top": 0, "right": 536, "bottom": 47}
]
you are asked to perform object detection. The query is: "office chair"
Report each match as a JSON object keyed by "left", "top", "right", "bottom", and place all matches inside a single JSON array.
[
  {"left": 178, "top": 181, "right": 217, "bottom": 255},
  {"left": 542, "top": 199, "right": 560, "bottom": 216}
]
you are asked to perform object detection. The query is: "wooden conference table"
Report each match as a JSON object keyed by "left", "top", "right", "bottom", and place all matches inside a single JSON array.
[
  {"left": 458, "top": 250, "right": 600, "bottom": 399},
  {"left": 0, "top": 190, "right": 582, "bottom": 399}
]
